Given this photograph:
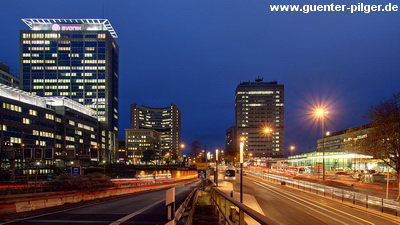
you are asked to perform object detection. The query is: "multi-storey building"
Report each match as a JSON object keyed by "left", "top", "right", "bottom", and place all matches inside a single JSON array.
[
  {"left": 225, "top": 126, "right": 237, "bottom": 158},
  {"left": 235, "top": 78, "right": 284, "bottom": 158},
  {"left": 130, "top": 104, "right": 181, "bottom": 161},
  {"left": 0, "top": 84, "right": 99, "bottom": 179},
  {"left": 0, "top": 63, "right": 20, "bottom": 88},
  {"left": 125, "top": 129, "right": 162, "bottom": 165},
  {"left": 317, "top": 124, "right": 371, "bottom": 153},
  {"left": 20, "top": 18, "right": 119, "bottom": 163}
]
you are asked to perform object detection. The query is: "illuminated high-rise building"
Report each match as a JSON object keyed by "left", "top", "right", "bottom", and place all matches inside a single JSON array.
[
  {"left": 130, "top": 104, "right": 181, "bottom": 161},
  {"left": 235, "top": 77, "right": 284, "bottom": 158},
  {"left": 20, "top": 18, "right": 119, "bottom": 162}
]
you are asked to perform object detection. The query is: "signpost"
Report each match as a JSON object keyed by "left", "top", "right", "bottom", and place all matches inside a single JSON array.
[{"left": 71, "top": 166, "right": 81, "bottom": 177}]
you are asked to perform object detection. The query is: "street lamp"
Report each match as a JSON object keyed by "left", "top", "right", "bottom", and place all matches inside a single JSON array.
[
  {"left": 315, "top": 108, "right": 328, "bottom": 181},
  {"left": 290, "top": 145, "right": 295, "bottom": 156},
  {"left": 216, "top": 149, "right": 219, "bottom": 187},
  {"left": 239, "top": 137, "right": 245, "bottom": 203}
]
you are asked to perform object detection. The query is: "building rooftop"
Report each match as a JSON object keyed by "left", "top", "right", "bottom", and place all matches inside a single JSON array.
[
  {"left": 22, "top": 18, "right": 118, "bottom": 38},
  {"left": 0, "top": 84, "right": 95, "bottom": 117}
]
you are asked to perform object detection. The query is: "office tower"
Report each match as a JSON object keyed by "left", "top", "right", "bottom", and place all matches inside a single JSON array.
[
  {"left": 0, "top": 63, "right": 20, "bottom": 88},
  {"left": 235, "top": 78, "right": 284, "bottom": 158},
  {"left": 130, "top": 104, "right": 181, "bottom": 162},
  {"left": 20, "top": 19, "right": 119, "bottom": 162},
  {"left": 125, "top": 129, "right": 162, "bottom": 165}
]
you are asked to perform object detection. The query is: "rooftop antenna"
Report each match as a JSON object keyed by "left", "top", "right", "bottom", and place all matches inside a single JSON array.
[{"left": 255, "top": 75, "right": 263, "bottom": 82}]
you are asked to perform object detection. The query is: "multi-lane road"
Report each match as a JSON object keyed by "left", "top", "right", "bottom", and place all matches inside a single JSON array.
[
  {"left": 232, "top": 172, "right": 400, "bottom": 225},
  {"left": 2, "top": 181, "right": 198, "bottom": 225}
]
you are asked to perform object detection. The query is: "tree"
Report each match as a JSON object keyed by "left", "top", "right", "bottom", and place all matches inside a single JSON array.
[
  {"left": 347, "top": 93, "right": 400, "bottom": 199},
  {"left": 141, "top": 149, "right": 156, "bottom": 165}
]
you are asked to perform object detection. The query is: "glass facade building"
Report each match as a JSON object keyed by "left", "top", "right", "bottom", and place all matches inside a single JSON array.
[{"left": 20, "top": 19, "right": 119, "bottom": 162}]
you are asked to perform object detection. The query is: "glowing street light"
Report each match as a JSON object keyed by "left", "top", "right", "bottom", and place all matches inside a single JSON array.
[
  {"left": 289, "top": 145, "right": 295, "bottom": 157},
  {"left": 314, "top": 108, "right": 328, "bottom": 181},
  {"left": 239, "top": 137, "right": 245, "bottom": 203},
  {"left": 216, "top": 149, "right": 219, "bottom": 186}
]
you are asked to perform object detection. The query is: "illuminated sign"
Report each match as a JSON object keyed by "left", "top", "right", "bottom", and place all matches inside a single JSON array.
[{"left": 51, "top": 24, "right": 82, "bottom": 31}]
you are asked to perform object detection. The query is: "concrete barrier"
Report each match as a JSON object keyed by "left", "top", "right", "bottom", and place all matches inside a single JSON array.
[{"left": 4, "top": 178, "right": 198, "bottom": 215}]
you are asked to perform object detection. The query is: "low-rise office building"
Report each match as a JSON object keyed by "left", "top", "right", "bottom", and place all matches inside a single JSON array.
[
  {"left": 125, "top": 129, "right": 162, "bottom": 165},
  {"left": 0, "top": 84, "right": 102, "bottom": 180}
]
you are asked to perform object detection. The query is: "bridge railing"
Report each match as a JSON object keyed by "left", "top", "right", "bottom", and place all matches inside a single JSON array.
[{"left": 210, "top": 186, "right": 279, "bottom": 225}]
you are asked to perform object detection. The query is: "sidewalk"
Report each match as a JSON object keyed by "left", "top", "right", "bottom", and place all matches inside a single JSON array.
[{"left": 216, "top": 180, "right": 264, "bottom": 225}]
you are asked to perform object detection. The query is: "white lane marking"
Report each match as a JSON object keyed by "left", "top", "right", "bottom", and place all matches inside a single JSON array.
[
  {"left": 109, "top": 198, "right": 164, "bottom": 225},
  {"left": 109, "top": 186, "right": 191, "bottom": 225},
  {"left": 254, "top": 181, "right": 359, "bottom": 225}
]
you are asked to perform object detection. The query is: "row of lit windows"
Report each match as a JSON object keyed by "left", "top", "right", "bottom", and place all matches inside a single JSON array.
[
  {"left": 29, "top": 109, "right": 38, "bottom": 116},
  {"left": 28, "top": 47, "right": 50, "bottom": 51},
  {"left": 46, "top": 113, "right": 55, "bottom": 120},
  {"left": 22, "top": 40, "right": 51, "bottom": 45},
  {"left": 22, "top": 53, "right": 40, "bottom": 57},
  {"left": 32, "top": 130, "right": 54, "bottom": 138},
  {"left": 77, "top": 123, "right": 94, "bottom": 131},
  {"left": 81, "top": 60, "right": 106, "bottom": 64},
  {"left": 31, "top": 66, "right": 106, "bottom": 70},
  {"left": 33, "top": 79, "right": 71, "bottom": 83},
  {"left": 34, "top": 86, "right": 69, "bottom": 90},
  {"left": 75, "top": 79, "right": 106, "bottom": 83},
  {"left": 237, "top": 91, "right": 281, "bottom": 94},
  {"left": 3, "top": 103, "right": 22, "bottom": 112},
  {"left": 23, "top": 60, "right": 56, "bottom": 64},
  {"left": 23, "top": 33, "right": 60, "bottom": 39},
  {"left": 64, "top": 53, "right": 99, "bottom": 58}
]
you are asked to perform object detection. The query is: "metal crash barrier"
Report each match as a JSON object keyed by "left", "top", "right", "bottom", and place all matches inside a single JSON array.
[{"left": 210, "top": 187, "right": 279, "bottom": 225}]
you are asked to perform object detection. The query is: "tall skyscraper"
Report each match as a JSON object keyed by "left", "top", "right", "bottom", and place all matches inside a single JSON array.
[
  {"left": 235, "top": 78, "right": 284, "bottom": 158},
  {"left": 20, "top": 19, "right": 119, "bottom": 162},
  {"left": 130, "top": 104, "right": 181, "bottom": 161}
]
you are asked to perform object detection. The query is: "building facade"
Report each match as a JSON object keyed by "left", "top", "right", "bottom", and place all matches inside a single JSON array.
[
  {"left": 235, "top": 78, "right": 284, "bottom": 158},
  {"left": 20, "top": 18, "right": 119, "bottom": 162},
  {"left": 317, "top": 124, "right": 371, "bottom": 153},
  {"left": 0, "top": 84, "right": 100, "bottom": 180},
  {"left": 225, "top": 126, "right": 237, "bottom": 158},
  {"left": 0, "top": 63, "right": 20, "bottom": 88},
  {"left": 130, "top": 104, "right": 181, "bottom": 161},
  {"left": 125, "top": 129, "right": 162, "bottom": 165}
]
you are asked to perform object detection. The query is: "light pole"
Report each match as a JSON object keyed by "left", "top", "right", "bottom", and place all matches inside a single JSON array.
[
  {"left": 239, "top": 137, "right": 244, "bottom": 203},
  {"left": 216, "top": 149, "right": 219, "bottom": 187},
  {"left": 315, "top": 108, "right": 328, "bottom": 181}
]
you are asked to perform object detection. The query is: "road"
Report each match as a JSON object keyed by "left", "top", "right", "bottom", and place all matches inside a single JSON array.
[
  {"left": 230, "top": 173, "right": 400, "bottom": 225},
  {"left": 2, "top": 181, "right": 198, "bottom": 225}
]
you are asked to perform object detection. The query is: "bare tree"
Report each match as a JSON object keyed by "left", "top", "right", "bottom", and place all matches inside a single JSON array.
[{"left": 346, "top": 93, "right": 400, "bottom": 199}]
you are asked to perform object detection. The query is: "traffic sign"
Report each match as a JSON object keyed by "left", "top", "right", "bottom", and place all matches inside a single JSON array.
[
  {"left": 196, "top": 163, "right": 207, "bottom": 170},
  {"left": 71, "top": 166, "right": 81, "bottom": 176}
]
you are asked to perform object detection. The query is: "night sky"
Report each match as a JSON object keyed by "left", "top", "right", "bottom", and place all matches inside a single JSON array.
[{"left": 1, "top": 0, "right": 400, "bottom": 156}]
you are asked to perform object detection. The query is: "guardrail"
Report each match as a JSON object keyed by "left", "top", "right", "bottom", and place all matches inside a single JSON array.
[
  {"left": 210, "top": 187, "right": 279, "bottom": 225},
  {"left": 248, "top": 170, "right": 400, "bottom": 216}
]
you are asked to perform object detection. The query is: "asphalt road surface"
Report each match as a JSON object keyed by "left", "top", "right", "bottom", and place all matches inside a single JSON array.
[
  {"left": 232, "top": 173, "right": 400, "bottom": 225},
  {"left": 3, "top": 181, "right": 199, "bottom": 225}
]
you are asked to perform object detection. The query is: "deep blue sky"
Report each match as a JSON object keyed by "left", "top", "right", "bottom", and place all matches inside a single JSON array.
[{"left": 1, "top": 0, "right": 400, "bottom": 155}]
